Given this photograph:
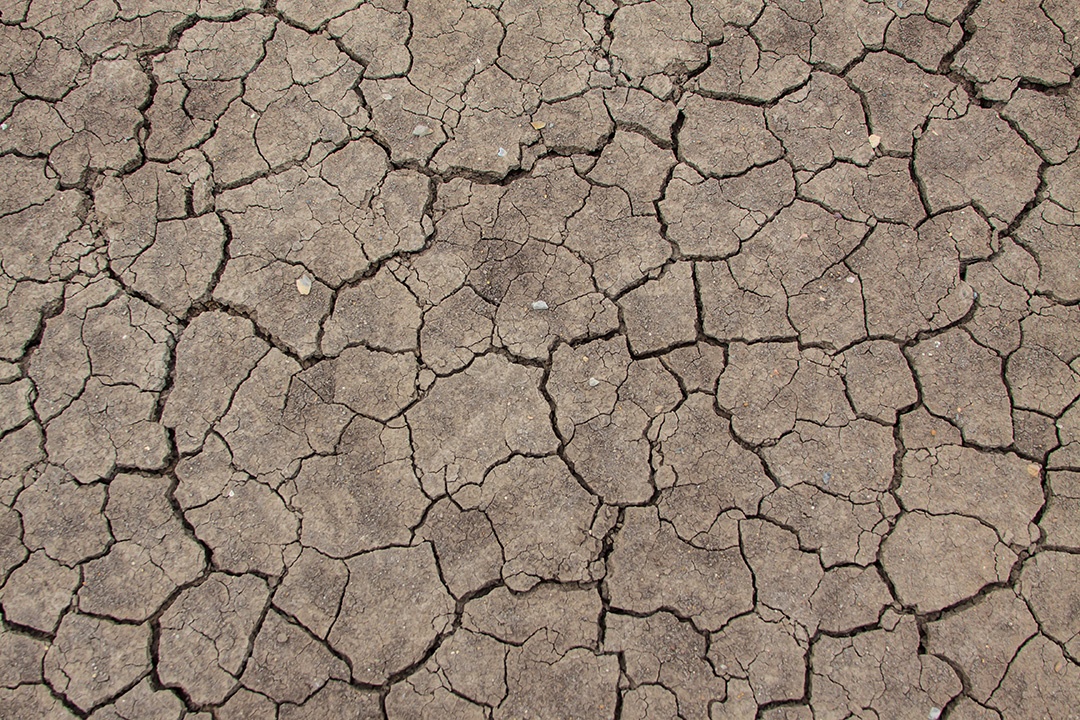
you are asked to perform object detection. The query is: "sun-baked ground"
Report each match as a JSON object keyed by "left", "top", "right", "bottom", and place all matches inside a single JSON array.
[{"left": 1, "top": 0, "right": 1079, "bottom": 718}]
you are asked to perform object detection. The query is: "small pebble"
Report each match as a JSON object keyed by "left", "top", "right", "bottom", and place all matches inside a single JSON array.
[
  {"left": 588, "top": 377, "right": 600, "bottom": 387},
  {"left": 531, "top": 300, "right": 549, "bottom": 311},
  {"left": 497, "top": 147, "right": 508, "bottom": 157},
  {"left": 413, "top": 124, "right": 432, "bottom": 137},
  {"left": 296, "top": 275, "right": 313, "bottom": 295},
  {"left": 531, "top": 120, "right": 546, "bottom": 130},
  {"left": 822, "top": 471, "right": 832, "bottom": 485},
  {"left": 928, "top": 709, "right": 941, "bottom": 720}
]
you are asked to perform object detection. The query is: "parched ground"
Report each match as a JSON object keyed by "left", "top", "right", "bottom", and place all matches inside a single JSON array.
[{"left": 0, "top": 0, "right": 1079, "bottom": 717}]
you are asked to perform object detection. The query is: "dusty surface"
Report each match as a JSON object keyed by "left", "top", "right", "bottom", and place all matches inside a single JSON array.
[{"left": 0, "top": 0, "right": 1078, "bottom": 717}]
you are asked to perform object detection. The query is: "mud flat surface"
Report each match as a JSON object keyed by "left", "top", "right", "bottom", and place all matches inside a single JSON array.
[{"left": 1, "top": 0, "right": 1079, "bottom": 717}]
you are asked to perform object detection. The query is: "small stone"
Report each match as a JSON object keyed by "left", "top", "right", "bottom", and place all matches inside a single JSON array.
[
  {"left": 868, "top": 134, "right": 882, "bottom": 149},
  {"left": 412, "top": 124, "right": 432, "bottom": 137},
  {"left": 531, "top": 121, "right": 546, "bottom": 130},
  {"left": 1027, "top": 463, "right": 1041, "bottom": 477},
  {"left": 295, "top": 275, "right": 312, "bottom": 295},
  {"left": 588, "top": 377, "right": 600, "bottom": 387},
  {"left": 531, "top": 300, "right": 549, "bottom": 311},
  {"left": 497, "top": 147, "right": 508, "bottom": 157},
  {"left": 929, "top": 708, "right": 941, "bottom": 720}
]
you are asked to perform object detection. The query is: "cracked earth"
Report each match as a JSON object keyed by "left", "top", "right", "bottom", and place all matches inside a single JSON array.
[{"left": 0, "top": 0, "right": 1079, "bottom": 718}]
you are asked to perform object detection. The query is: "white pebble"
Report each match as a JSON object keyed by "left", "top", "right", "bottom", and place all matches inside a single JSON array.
[
  {"left": 497, "top": 147, "right": 508, "bottom": 157},
  {"left": 531, "top": 300, "right": 549, "bottom": 311},
  {"left": 929, "top": 709, "right": 941, "bottom": 720},
  {"left": 412, "top": 124, "right": 432, "bottom": 137},
  {"left": 588, "top": 377, "right": 600, "bottom": 387}
]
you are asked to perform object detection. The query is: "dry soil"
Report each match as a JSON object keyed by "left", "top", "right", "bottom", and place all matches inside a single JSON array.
[{"left": 0, "top": 0, "right": 1079, "bottom": 718}]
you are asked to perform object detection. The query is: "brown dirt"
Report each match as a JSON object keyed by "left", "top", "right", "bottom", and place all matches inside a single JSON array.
[{"left": 1, "top": 0, "right": 1079, "bottom": 717}]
